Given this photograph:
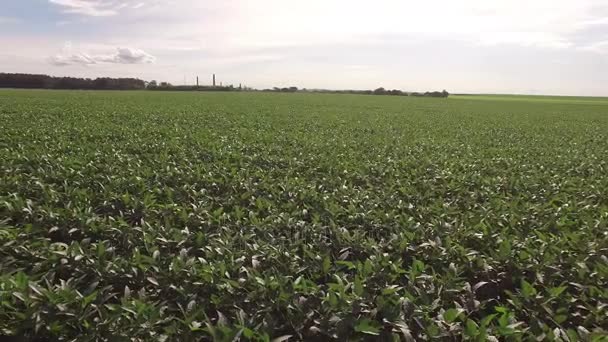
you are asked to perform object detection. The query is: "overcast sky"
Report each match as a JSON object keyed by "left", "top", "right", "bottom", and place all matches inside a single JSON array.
[{"left": 1, "top": 0, "right": 607, "bottom": 95}]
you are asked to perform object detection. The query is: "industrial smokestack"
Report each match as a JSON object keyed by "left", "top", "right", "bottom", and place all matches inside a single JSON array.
[
  {"left": 196, "top": 76, "right": 199, "bottom": 87},
  {"left": 213, "top": 74, "right": 216, "bottom": 87}
]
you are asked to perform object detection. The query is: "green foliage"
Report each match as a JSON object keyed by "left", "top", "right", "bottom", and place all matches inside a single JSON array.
[{"left": 0, "top": 90, "right": 607, "bottom": 340}]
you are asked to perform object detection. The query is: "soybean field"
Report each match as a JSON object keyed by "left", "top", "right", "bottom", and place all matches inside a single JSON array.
[{"left": 1, "top": 90, "right": 607, "bottom": 341}]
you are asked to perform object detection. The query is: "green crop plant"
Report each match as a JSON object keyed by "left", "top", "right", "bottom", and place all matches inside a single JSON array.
[{"left": 1, "top": 89, "right": 607, "bottom": 340}]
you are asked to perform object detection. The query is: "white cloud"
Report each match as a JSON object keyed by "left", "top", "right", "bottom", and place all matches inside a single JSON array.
[
  {"left": 48, "top": 0, "right": 150, "bottom": 16},
  {"left": 50, "top": 44, "right": 156, "bottom": 66},
  {"left": 101, "top": 47, "right": 156, "bottom": 64},
  {"left": 50, "top": 52, "right": 97, "bottom": 66},
  {"left": 49, "top": 0, "right": 117, "bottom": 16}
]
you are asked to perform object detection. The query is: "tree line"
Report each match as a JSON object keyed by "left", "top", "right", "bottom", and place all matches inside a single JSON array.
[
  {"left": 303, "top": 88, "right": 449, "bottom": 97},
  {"left": 261, "top": 87, "right": 299, "bottom": 93},
  {"left": 146, "top": 81, "right": 247, "bottom": 92},
  {"left": 0, "top": 73, "right": 146, "bottom": 90},
  {"left": 0, "top": 73, "right": 449, "bottom": 97},
  {"left": 257, "top": 87, "right": 449, "bottom": 97}
]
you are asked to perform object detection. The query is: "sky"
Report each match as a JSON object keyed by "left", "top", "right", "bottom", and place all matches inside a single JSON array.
[{"left": 1, "top": 0, "right": 607, "bottom": 95}]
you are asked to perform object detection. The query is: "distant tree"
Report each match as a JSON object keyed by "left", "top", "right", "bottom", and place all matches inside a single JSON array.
[
  {"left": 0, "top": 73, "right": 49, "bottom": 89},
  {"left": 373, "top": 87, "right": 387, "bottom": 95},
  {"left": 425, "top": 91, "right": 444, "bottom": 98},
  {"left": 147, "top": 80, "right": 158, "bottom": 89},
  {"left": 442, "top": 89, "right": 449, "bottom": 98},
  {"left": 0, "top": 73, "right": 146, "bottom": 90},
  {"left": 269, "top": 86, "right": 299, "bottom": 93}
]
